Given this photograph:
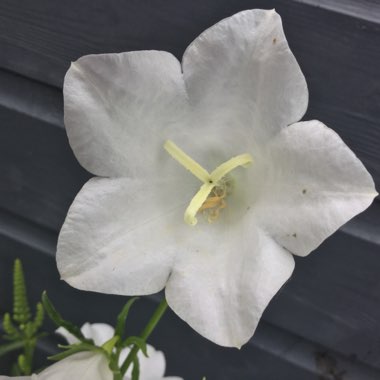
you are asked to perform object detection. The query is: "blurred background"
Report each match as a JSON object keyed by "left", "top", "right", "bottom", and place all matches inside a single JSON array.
[{"left": 0, "top": 0, "right": 379, "bottom": 379}]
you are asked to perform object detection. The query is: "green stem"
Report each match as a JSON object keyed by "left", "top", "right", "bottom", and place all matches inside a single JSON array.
[
  {"left": 112, "top": 369, "right": 123, "bottom": 380},
  {"left": 120, "top": 298, "right": 168, "bottom": 376},
  {"left": 110, "top": 346, "right": 123, "bottom": 380},
  {"left": 23, "top": 339, "right": 36, "bottom": 375},
  {"left": 0, "top": 340, "right": 24, "bottom": 357}
]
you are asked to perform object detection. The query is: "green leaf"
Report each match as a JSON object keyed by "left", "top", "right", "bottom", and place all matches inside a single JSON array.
[
  {"left": 48, "top": 343, "right": 104, "bottom": 362},
  {"left": 24, "top": 321, "right": 37, "bottom": 339},
  {"left": 131, "top": 356, "right": 140, "bottom": 380},
  {"left": 115, "top": 297, "right": 139, "bottom": 338},
  {"left": 31, "top": 302, "right": 44, "bottom": 334},
  {"left": 102, "top": 336, "right": 119, "bottom": 355},
  {"left": 2, "top": 313, "right": 19, "bottom": 338},
  {"left": 13, "top": 259, "right": 31, "bottom": 324},
  {"left": 0, "top": 340, "right": 24, "bottom": 357},
  {"left": 10, "top": 362, "right": 22, "bottom": 376},
  {"left": 17, "top": 353, "right": 28, "bottom": 374},
  {"left": 123, "top": 336, "right": 148, "bottom": 357},
  {"left": 42, "top": 291, "right": 84, "bottom": 341}
]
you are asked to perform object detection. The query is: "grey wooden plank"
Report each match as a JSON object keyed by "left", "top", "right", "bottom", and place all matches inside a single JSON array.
[
  {"left": 1, "top": 227, "right": 380, "bottom": 379},
  {"left": 1, "top": 207, "right": 380, "bottom": 372},
  {"left": 0, "top": 102, "right": 90, "bottom": 232},
  {"left": 265, "top": 230, "right": 380, "bottom": 370},
  {"left": 0, "top": 69, "right": 63, "bottom": 128},
  {"left": 296, "top": 0, "right": 380, "bottom": 23}
]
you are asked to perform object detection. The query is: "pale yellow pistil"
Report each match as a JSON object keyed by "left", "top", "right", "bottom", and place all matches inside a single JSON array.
[{"left": 164, "top": 140, "right": 253, "bottom": 226}]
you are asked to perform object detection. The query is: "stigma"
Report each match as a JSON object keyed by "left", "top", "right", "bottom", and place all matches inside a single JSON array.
[{"left": 164, "top": 140, "right": 252, "bottom": 226}]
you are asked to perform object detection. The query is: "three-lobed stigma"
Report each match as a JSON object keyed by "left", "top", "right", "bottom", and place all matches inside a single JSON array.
[{"left": 164, "top": 140, "right": 253, "bottom": 226}]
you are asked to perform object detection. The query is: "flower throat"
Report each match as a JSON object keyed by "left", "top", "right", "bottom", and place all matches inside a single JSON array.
[{"left": 164, "top": 140, "right": 253, "bottom": 226}]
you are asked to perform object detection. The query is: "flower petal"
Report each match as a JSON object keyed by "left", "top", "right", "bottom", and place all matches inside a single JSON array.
[
  {"left": 138, "top": 345, "right": 166, "bottom": 380},
  {"left": 182, "top": 9, "right": 308, "bottom": 148},
  {"left": 1, "top": 353, "right": 112, "bottom": 379},
  {"left": 56, "top": 326, "right": 79, "bottom": 345},
  {"left": 64, "top": 51, "right": 188, "bottom": 177},
  {"left": 81, "top": 323, "right": 115, "bottom": 346},
  {"left": 37, "top": 352, "right": 111, "bottom": 380},
  {"left": 253, "top": 120, "right": 378, "bottom": 256},
  {"left": 56, "top": 323, "right": 114, "bottom": 347},
  {"left": 119, "top": 345, "right": 182, "bottom": 380},
  {"left": 165, "top": 219, "right": 295, "bottom": 347},
  {"left": 57, "top": 176, "right": 193, "bottom": 295}
]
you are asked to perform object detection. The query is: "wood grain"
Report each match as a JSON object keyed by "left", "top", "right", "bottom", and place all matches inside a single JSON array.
[{"left": 296, "top": 0, "right": 380, "bottom": 23}]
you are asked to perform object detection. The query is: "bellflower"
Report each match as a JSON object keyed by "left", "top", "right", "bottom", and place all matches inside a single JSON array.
[
  {"left": 0, "top": 323, "right": 181, "bottom": 380},
  {"left": 57, "top": 9, "right": 377, "bottom": 347},
  {"left": 56, "top": 322, "right": 182, "bottom": 380},
  {"left": 0, "top": 352, "right": 111, "bottom": 380}
]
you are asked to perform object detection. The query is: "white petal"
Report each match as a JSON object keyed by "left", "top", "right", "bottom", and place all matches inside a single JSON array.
[
  {"left": 0, "top": 354, "right": 113, "bottom": 380},
  {"left": 37, "top": 352, "right": 111, "bottom": 380},
  {"left": 81, "top": 323, "right": 115, "bottom": 346},
  {"left": 57, "top": 175, "right": 193, "bottom": 295},
  {"left": 64, "top": 51, "right": 188, "bottom": 177},
  {"left": 138, "top": 345, "right": 166, "bottom": 380},
  {"left": 120, "top": 345, "right": 182, "bottom": 380},
  {"left": 55, "top": 326, "right": 80, "bottom": 345},
  {"left": 56, "top": 323, "right": 114, "bottom": 347},
  {"left": 119, "top": 345, "right": 166, "bottom": 380},
  {"left": 254, "top": 120, "right": 378, "bottom": 256},
  {"left": 165, "top": 218, "right": 295, "bottom": 348},
  {"left": 118, "top": 347, "right": 131, "bottom": 369},
  {"left": 182, "top": 9, "right": 308, "bottom": 150}
]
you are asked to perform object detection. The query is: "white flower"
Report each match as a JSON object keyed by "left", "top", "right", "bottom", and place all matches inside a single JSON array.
[
  {"left": 0, "top": 323, "right": 181, "bottom": 380},
  {"left": 56, "top": 9, "right": 377, "bottom": 348},
  {"left": 56, "top": 323, "right": 181, "bottom": 380},
  {"left": 0, "top": 351, "right": 112, "bottom": 380}
]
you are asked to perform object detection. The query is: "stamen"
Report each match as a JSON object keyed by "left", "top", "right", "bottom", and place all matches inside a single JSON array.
[
  {"left": 184, "top": 183, "right": 215, "bottom": 226},
  {"left": 164, "top": 140, "right": 210, "bottom": 182},
  {"left": 164, "top": 140, "right": 253, "bottom": 226},
  {"left": 210, "top": 154, "right": 252, "bottom": 182}
]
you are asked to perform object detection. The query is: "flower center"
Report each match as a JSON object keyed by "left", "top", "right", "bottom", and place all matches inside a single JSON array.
[{"left": 164, "top": 140, "right": 253, "bottom": 226}]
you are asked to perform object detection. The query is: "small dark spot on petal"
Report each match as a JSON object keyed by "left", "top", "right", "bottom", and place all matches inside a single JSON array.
[
  {"left": 246, "top": 206, "right": 251, "bottom": 211},
  {"left": 292, "top": 233, "right": 297, "bottom": 238},
  {"left": 209, "top": 180, "right": 213, "bottom": 184},
  {"left": 302, "top": 189, "right": 307, "bottom": 194},
  {"left": 272, "top": 37, "right": 277, "bottom": 44}
]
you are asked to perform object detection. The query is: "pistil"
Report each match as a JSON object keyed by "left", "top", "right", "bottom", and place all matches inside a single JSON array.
[{"left": 164, "top": 140, "right": 253, "bottom": 226}]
